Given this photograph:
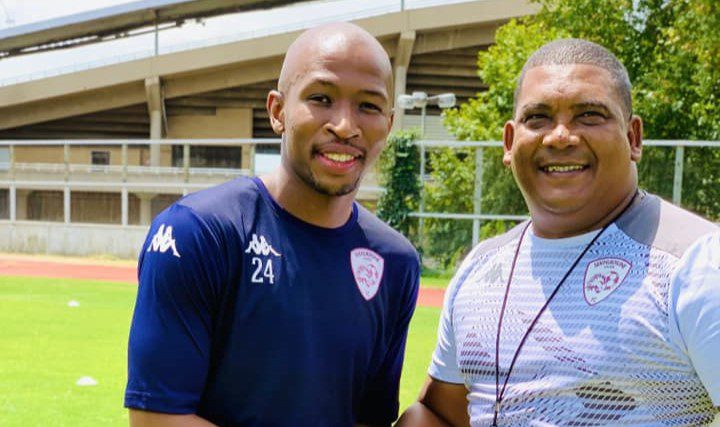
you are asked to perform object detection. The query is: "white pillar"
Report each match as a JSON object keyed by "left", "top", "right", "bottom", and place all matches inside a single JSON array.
[
  {"left": 63, "top": 186, "right": 71, "bottom": 224},
  {"left": 121, "top": 187, "right": 129, "bottom": 226},
  {"left": 139, "top": 193, "right": 155, "bottom": 225},
  {"left": 9, "top": 185, "right": 16, "bottom": 221}
]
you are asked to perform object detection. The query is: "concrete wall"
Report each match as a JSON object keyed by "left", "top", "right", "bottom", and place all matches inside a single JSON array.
[
  {"left": 14, "top": 145, "right": 148, "bottom": 165},
  {"left": 167, "top": 107, "right": 253, "bottom": 169},
  {"left": 0, "top": 220, "right": 148, "bottom": 259}
]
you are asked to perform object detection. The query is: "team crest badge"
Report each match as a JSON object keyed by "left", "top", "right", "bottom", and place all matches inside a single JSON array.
[
  {"left": 583, "top": 257, "right": 632, "bottom": 305},
  {"left": 350, "top": 248, "right": 384, "bottom": 301}
]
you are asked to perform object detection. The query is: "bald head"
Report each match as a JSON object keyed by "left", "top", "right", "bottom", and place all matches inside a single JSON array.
[{"left": 278, "top": 22, "right": 392, "bottom": 95}]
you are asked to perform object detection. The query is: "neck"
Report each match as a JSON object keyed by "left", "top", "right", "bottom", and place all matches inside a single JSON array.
[
  {"left": 260, "top": 168, "right": 355, "bottom": 229},
  {"left": 530, "top": 188, "right": 638, "bottom": 239}
]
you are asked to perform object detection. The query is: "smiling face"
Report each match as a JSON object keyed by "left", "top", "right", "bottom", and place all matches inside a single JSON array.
[
  {"left": 267, "top": 26, "right": 393, "bottom": 197},
  {"left": 503, "top": 64, "right": 643, "bottom": 238}
]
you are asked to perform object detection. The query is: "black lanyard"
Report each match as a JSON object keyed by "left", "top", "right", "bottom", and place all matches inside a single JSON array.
[{"left": 492, "top": 193, "right": 637, "bottom": 426}]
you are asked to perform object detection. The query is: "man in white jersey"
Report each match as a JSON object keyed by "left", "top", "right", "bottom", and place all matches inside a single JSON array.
[{"left": 397, "top": 38, "right": 720, "bottom": 426}]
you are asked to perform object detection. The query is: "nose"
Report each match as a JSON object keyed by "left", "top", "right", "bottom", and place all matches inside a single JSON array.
[
  {"left": 325, "top": 101, "right": 360, "bottom": 142},
  {"left": 542, "top": 122, "right": 578, "bottom": 149}
]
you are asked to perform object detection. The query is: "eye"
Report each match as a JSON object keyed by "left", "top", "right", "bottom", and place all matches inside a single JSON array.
[
  {"left": 307, "top": 94, "right": 331, "bottom": 105},
  {"left": 522, "top": 113, "right": 550, "bottom": 128},
  {"left": 360, "top": 102, "right": 382, "bottom": 113},
  {"left": 577, "top": 111, "right": 606, "bottom": 125}
]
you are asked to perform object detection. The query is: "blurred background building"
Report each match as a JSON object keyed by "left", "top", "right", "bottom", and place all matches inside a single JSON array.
[{"left": 0, "top": 0, "right": 536, "bottom": 256}]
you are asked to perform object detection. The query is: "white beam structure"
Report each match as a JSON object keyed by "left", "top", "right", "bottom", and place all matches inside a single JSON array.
[
  {"left": 0, "top": 0, "right": 539, "bottom": 130},
  {"left": 392, "top": 30, "right": 416, "bottom": 132}
]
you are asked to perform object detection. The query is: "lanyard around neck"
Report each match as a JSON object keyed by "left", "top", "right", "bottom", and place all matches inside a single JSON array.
[{"left": 492, "top": 192, "right": 637, "bottom": 426}]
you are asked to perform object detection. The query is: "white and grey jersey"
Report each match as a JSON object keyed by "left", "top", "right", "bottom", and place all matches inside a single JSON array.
[{"left": 430, "top": 192, "right": 720, "bottom": 426}]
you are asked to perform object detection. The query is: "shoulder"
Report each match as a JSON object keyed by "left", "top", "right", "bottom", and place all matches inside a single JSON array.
[
  {"left": 144, "top": 177, "right": 261, "bottom": 259},
  {"left": 175, "top": 176, "right": 260, "bottom": 222},
  {"left": 617, "top": 191, "right": 719, "bottom": 258},
  {"left": 679, "top": 232, "right": 720, "bottom": 269},
  {"left": 444, "top": 221, "right": 528, "bottom": 307},
  {"left": 470, "top": 220, "right": 529, "bottom": 259}
]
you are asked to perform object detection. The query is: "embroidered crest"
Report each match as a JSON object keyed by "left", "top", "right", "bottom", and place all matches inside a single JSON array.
[
  {"left": 350, "top": 248, "right": 384, "bottom": 301},
  {"left": 583, "top": 257, "right": 631, "bottom": 305}
]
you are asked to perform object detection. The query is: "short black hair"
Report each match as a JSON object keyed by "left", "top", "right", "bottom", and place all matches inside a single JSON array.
[{"left": 514, "top": 38, "right": 632, "bottom": 118}]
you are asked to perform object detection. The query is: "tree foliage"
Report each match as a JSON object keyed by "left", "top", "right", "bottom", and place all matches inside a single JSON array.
[
  {"left": 376, "top": 129, "right": 421, "bottom": 247},
  {"left": 427, "top": 0, "right": 720, "bottom": 264}
]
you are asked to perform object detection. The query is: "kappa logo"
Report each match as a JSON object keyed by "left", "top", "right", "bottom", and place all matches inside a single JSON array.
[
  {"left": 350, "top": 248, "right": 384, "bottom": 301},
  {"left": 583, "top": 257, "right": 632, "bottom": 305},
  {"left": 245, "top": 234, "right": 281, "bottom": 257},
  {"left": 146, "top": 224, "right": 181, "bottom": 258}
]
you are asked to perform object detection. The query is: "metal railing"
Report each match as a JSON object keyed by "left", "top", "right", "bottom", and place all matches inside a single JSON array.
[
  {"left": 410, "top": 139, "right": 720, "bottom": 247},
  {"left": 0, "top": 138, "right": 281, "bottom": 225},
  {"left": 2, "top": 137, "right": 716, "bottom": 237},
  {"left": 0, "top": 137, "right": 386, "bottom": 226}
]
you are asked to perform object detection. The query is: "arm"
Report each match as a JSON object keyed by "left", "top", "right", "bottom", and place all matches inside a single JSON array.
[
  {"left": 356, "top": 254, "right": 421, "bottom": 426},
  {"left": 396, "top": 376, "right": 469, "bottom": 427},
  {"left": 669, "top": 233, "right": 720, "bottom": 406},
  {"left": 130, "top": 410, "right": 218, "bottom": 427},
  {"left": 125, "top": 206, "right": 228, "bottom": 420},
  {"left": 398, "top": 244, "right": 482, "bottom": 426}
]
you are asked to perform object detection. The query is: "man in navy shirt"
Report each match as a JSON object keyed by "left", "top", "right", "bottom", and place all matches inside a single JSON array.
[{"left": 125, "top": 22, "right": 420, "bottom": 427}]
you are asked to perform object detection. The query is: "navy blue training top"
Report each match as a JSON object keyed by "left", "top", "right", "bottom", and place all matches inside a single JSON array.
[{"left": 125, "top": 176, "right": 420, "bottom": 426}]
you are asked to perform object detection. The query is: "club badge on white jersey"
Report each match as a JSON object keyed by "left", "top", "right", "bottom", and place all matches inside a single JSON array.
[
  {"left": 147, "top": 224, "right": 181, "bottom": 258},
  {"left": 583, "top": 257, "right": 631, "bottom": 305},
  {"left": 351, "top": 248, "right": 384, "bottom": 301}
]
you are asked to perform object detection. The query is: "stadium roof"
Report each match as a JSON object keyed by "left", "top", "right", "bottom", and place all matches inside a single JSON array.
[{"left": 0, "top": 0, "right": 301, "bottom": 58}]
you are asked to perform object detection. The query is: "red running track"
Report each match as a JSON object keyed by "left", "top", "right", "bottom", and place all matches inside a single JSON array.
[{"left": 0, "top": 257, "right": 444, "bottom": 308}]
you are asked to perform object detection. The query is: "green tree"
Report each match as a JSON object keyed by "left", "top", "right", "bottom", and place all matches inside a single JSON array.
[
  {"left": 376, "top": 129, "right": 421, "bottom": 248},
  {"left": 423, "top": 147, "right": 474, "bottom": 268}
]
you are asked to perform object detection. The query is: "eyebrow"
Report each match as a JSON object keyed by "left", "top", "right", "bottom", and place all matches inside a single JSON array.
[
  {"left": 518, "top": 102, "right": 613, "bottom": 115},
  {"left": 518, "top": 103, "right": 550, "bottom": 115},
  {"left": 572, "top": 101, "right": 612, "bottom": 114},
  {"left": 311, "top": 78, "right": 388, "bottom": 102}
]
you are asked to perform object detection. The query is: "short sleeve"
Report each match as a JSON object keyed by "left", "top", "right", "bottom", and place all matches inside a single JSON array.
[
  {"left": 125, "top": 204, "right": 228, "bottom": 414},
  {"left": 428, "top": 246, "right": 481, "bottom": 384},
  {"left": 668, "top": 232, "right": 720, "bottom": 406},
  {"left": 356, "top": 254, "right": 420, "bottom": 425}
]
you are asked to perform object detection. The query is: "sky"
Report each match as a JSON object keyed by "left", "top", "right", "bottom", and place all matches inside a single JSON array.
[{"left": 0, "top": 0, "right": 466, "bottom": 86}]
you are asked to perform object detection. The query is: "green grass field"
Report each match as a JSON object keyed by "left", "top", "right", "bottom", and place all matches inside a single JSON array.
[{"left": 0, "top": 276, "right": 440, "bottom": 426}]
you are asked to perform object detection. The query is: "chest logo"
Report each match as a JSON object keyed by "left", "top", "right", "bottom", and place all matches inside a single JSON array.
[
  {"left": 147, "top": 224, "right": 181, "bottom": 258},
  {"left": 245, "top": 234, "right": 281, "bottom": 285},
  {"left": 350, "top": 248, "right": 384, "bottom": 301},
  {"left": 583, "top": 257, "right": 631, "bottom": 305},
  {"left": 245, "top": 234, "right": 281, "bottom": 257}
]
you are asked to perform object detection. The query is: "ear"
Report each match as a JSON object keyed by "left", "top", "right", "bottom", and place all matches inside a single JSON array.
[
  {"left": 627, "top": 115, "right": 643, "bottom": 162},
  {"left": 502, "top": 120, "right": 516, "bottom": 167},
  {"left": 267, "top": 90, "right": 285, "bottom": 135}
]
